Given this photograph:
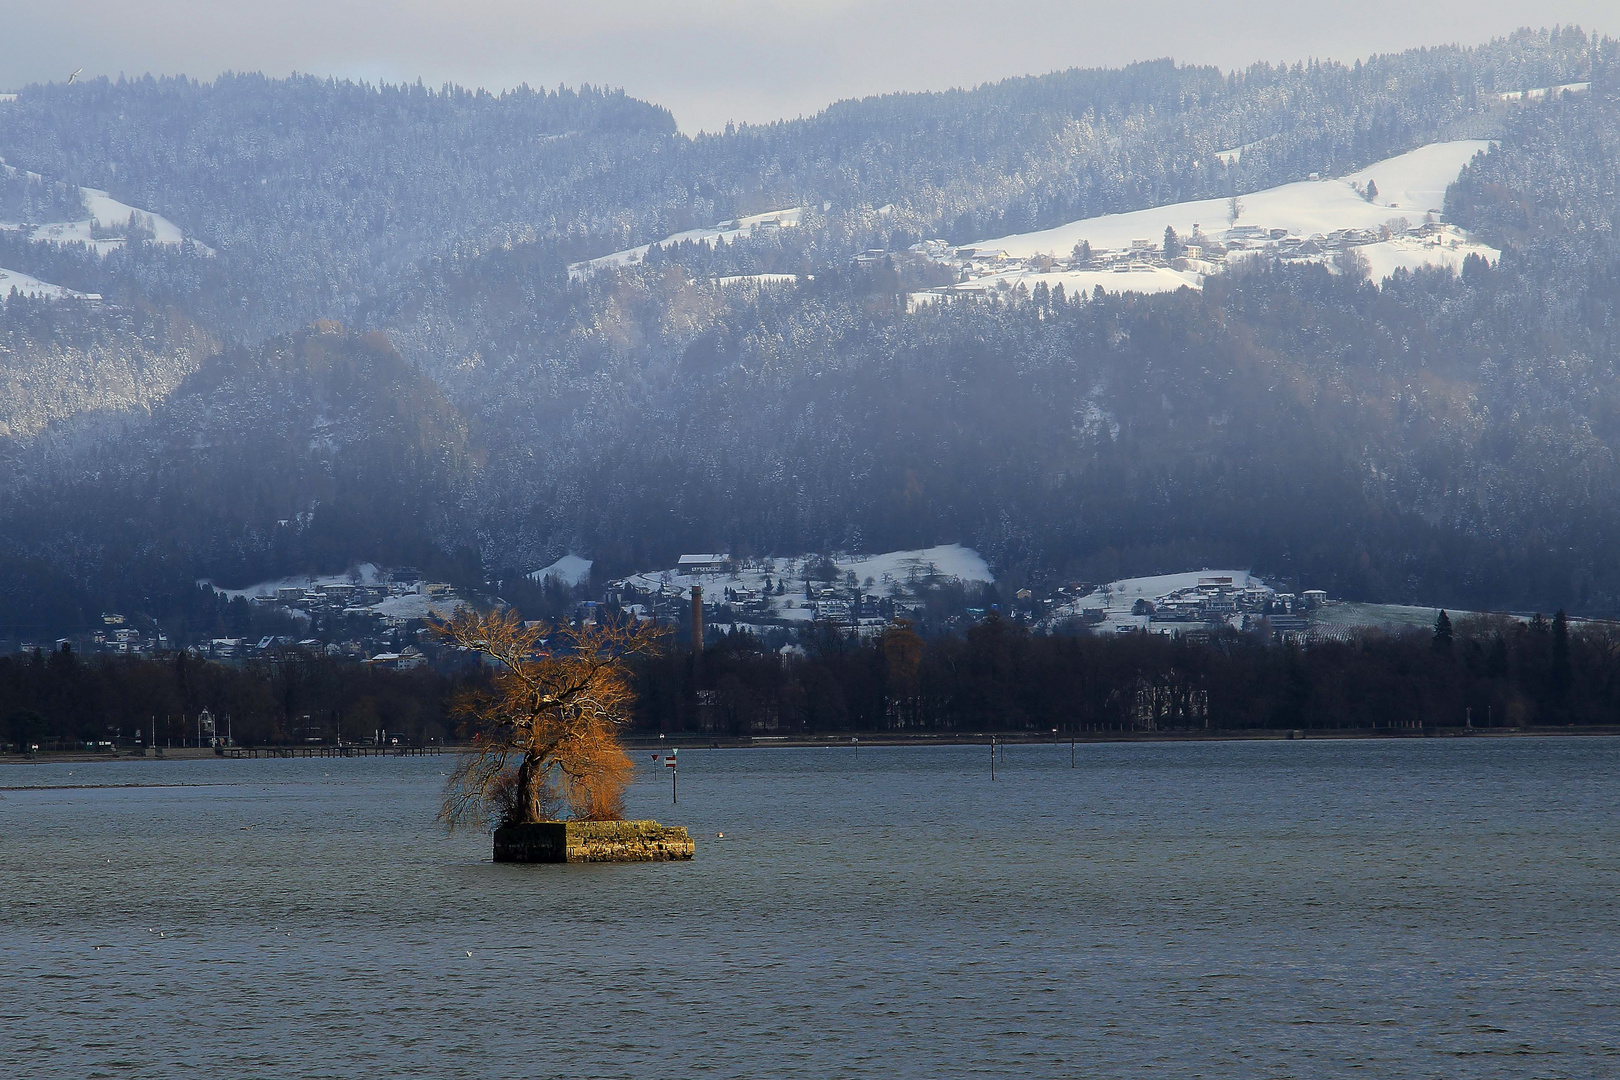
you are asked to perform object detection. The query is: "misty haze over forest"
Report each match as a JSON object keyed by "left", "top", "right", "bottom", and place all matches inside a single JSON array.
[
  {"left": 14, "top": 20, "right": 1620, "bottom": 1079},
  {"left": 2, "top": 26, "right": 1620, "bottom": 644}
]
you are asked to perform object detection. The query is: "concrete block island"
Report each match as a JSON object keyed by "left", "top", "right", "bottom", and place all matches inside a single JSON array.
[{"left": 493, "top": 820, "right": 696, "bottom": 863}]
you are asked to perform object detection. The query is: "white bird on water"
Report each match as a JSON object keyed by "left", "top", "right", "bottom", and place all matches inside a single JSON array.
[{"left": 465, "top": 951, "right": 472, "bottom": 958}]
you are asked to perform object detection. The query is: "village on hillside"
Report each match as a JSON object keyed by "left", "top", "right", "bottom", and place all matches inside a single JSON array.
[
  {"left": 12, "top": 546, "right": 1377, "bottom": 665},
  {"left": 15, "top": 564, "right": 464, "bottom": 667},
  {"left": 549, "top": 548, "right": 1352, "bottom": 646}
]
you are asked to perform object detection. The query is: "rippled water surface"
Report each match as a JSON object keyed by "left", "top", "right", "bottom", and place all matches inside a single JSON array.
[{"left": 3, "top": 738, "right": 1619, "bottom": 1078}]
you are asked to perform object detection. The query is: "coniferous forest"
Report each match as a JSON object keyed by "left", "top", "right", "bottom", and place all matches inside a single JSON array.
[{"left": 3, "top": 27, "right": 1620, "bottom": 644}]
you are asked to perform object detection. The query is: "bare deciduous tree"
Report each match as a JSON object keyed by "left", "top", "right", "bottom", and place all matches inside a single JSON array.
[{"left": 433, "top": 608, "right": 665, "bottom": 829}]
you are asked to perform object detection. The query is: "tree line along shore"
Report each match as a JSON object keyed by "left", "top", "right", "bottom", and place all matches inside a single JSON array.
[{"left": 2, "top": 609, "right": 1614, "bottom": 752}]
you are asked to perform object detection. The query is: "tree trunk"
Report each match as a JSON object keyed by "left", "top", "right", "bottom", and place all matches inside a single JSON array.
[{"left": 515, "top": 750, "right": 546, "bottom": 823}]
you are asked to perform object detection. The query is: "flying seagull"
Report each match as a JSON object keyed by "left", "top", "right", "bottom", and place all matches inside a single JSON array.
[{"left": 67, "top": 69, "right": 82, "bottom": 85}]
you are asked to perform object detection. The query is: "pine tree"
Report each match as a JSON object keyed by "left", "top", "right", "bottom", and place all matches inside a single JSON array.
[
  {"left": 1432, "top": 609, "right": 1453, "bottom": 653},
  {"left": 1550, "top": 610, "right": 1572, "bottom": 708},
  {"left": 1163, "top": 226, "right": 1182, "bottom": 259}
]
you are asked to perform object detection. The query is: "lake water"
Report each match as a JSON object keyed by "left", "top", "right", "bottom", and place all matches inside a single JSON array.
[{"left": 3, "top": 738, "right": 1618, "bottom": 1078}]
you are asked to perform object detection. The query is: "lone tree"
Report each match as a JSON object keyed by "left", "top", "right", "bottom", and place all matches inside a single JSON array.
[
  {"left": 1432, "top": 609, "right": 1453, "bottom": 654},
  {"left": 433, "top": 608, "right": 665, "bottom": 828},
  {"left": 1163, "top": 225, "right": 1182, "bottom": 259}
]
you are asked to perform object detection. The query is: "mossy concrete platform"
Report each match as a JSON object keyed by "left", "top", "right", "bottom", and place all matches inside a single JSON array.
[{"left": 493, "top": 820, "right": 695, "bottom": 863}]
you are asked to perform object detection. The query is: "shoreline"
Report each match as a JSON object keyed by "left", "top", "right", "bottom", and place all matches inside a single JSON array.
[
  {"left": 6, "top": 726, "right": 1618, "bottom": 765},
  {"left": 622, "top": 727, "right": 1620, "bottom": 749}
]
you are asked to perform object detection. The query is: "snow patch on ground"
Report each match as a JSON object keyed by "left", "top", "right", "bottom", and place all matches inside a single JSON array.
[
  {"left": 840, "top": 544, "right": 993, "bottom": 586},
  {"left": 977, "top": 141, "right": 1490, "bottom": 258},
  {"left": 369, "top": 593, "right": 465, "bottom": 620},
  {"left": 714, "top": 273, "right": 802, "bottom": 287},
  {"left": 1214, "top": 138, "right": 1270, "bottom": 165},
  {"left": 1097, "top": 570, "right": 1264, "bottom": 601},
  {"left": 0, "top": 159, "right": 212, "bottom": 257},
  {"left": 28, "top": 185, "right": 208, "bottom": 256},
  {"left": 205, "top": 563, "right": 385, "bottom": 600},
  {"left": 912, "top": 266, "right": 1200, "bottom": 308},
  {"left": 619, "top": 544, "right": 993, "bottom": 623},
  {"left": 528, "top": 554, "right": 593, "bottom": 587},
  {"left": 1312, "top": 602, "right": 1456, "bottom": 629},
  {"left": 1045, "top": 570, "right": 1268, "bottom": 634},
  {"left": 0, "top": 264, "right": 95, "bottom": 300},
  {"left": 1499, "top": 82, "right": 1589, "bottom": 102},
  {"left": 570, "top": 207, "right": 803, "bottom": 279}
]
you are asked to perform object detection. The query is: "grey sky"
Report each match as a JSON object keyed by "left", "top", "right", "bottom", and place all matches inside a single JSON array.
[{"left": 1, "top": 1, "right": 1614, "bottom": 133}]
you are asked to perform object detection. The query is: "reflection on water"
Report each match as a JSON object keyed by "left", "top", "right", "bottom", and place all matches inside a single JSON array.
[{"left": 3, "top": 738, "right": 1618, "bottom": 1078}]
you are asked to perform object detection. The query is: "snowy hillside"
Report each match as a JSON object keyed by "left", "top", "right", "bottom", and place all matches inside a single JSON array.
[
  {"left": 27, "top": 185, "right": 206, "bottom": 256},
  {"left": 528, "top": 554, "right": 594, "bottom": 587},
  {"left": 840, "top": 545, "right": 991, "bottom": 586},
  {"left": 203, "top": 563, "right": 464, "bottom": 623},
  {"left": 1, "top": 159, "right": 209, "bottom": 257},
  {"left": 974, "top": 141, "right": 1490, "bottom": 257},
  {"left": 0, "top": 160, "right": 212, "bottom": 301},
  {"left": 922, "top": 141, "right": 1498, "bottom": 301},
  {"left": 0, "top": 264, "right": 95, "bottom": 300},
  {"left": 570, "top": 207, "right": 804, "bottom": 279},
  {"left": 620, "top": 544, "right": 992, "bottom": 623},
  {"left": 206, "top": 564, "right": 386, "bottom": 600},
  {"left": 1044, "top": 570, "right": 1272, "bottom": 634}
]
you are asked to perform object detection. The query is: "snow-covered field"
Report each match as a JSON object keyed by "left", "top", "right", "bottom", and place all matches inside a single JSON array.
[
  {"left": 975, "top": 142, "right": 1490, "bottom": 259},
  {"left": 926, "top": 141, "right": 1498, "bottom": 300},
  {"left": 840, "top": 544, "right": 992, "bottom": 586},
  {"left": 0, "top": 264, "right": 96, "bottom": 300},
  {"left": 203, "top": 563, "right": 466, "bottom": 622},
  {"left": 911, "top": 265, "right": 1201, "bottom": 307},
  {"left": 1499, "top": 82, "right": 1589, "bottom": 102},
  {"left": 1044, "top": 570, "right": 1270, "bottom": 634},
  {"left": 1, "top": 159, "right": 211, "bottom": 258},
  {"left": 570, "top": 207, "right": 803, "bottom": 279},
  {"left": 368, "top": 593, "right": 465, "bottom": 620},
  {"left": 28, "top": 185, "right": 205, "bottom": 256},
  {"left": 1313, "top": 602, "right": 1454, "bottom": 630},
  {"left": 205, "top": 564, "right": 386, "bottom": 600},
  {"left": 1095, "top": 570, "right": 1265, "bottom": 602},
  {"left": 528, "top": 554, "right": 593, "bottom": 587}
]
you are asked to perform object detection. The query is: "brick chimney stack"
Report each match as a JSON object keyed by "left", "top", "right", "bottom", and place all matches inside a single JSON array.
[{"left": 690, "top": 585, "right": 703, "bottom": 652}]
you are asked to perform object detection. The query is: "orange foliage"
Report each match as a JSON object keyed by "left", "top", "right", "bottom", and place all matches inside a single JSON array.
[{"left": 433, "top": 608, "right": 664, "bottom": 828}]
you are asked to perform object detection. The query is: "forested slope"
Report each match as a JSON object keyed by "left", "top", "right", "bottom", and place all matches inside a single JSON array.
[{"left": 4, "top": 28, "right": 1620, "bottom": 635}]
